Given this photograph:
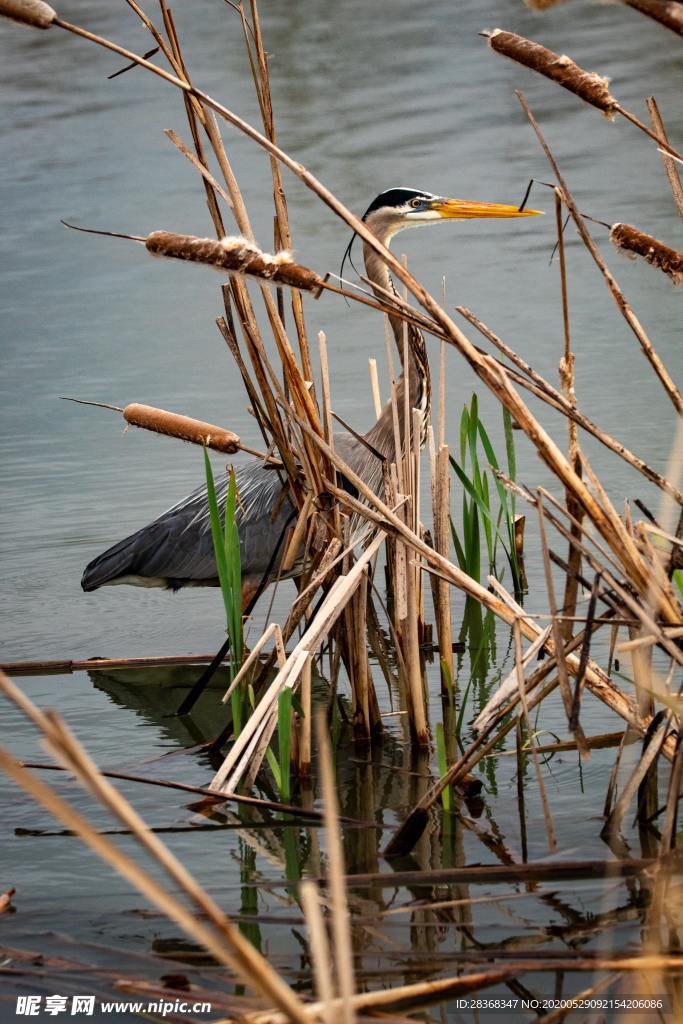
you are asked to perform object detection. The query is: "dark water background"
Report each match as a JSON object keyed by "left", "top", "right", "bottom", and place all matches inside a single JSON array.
[{"left": 1, "top": 0, "right": 681, "bottom": 1019}]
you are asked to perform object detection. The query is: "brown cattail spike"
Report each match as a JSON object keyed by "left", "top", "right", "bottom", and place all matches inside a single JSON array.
[
  {"left": 123, "top": 404, "right": 241, "bottom": 454},
  {"left": 145, "top": 231, "right": 324, "bottom": 294},
  {"left": 622, "top": 1, "right": 683, "bottom": 37},
  {"left": 610, "top": 224, "right": 683, "bottom": 285},
  {"left": 0, "top": 0, "right": 55, "bottom": 28},
  {"left": 487, "top": 29, "right": 618, "bottom": 117},
  {"left": 524, "top": 0, "right": 569, "bottom": 8}
]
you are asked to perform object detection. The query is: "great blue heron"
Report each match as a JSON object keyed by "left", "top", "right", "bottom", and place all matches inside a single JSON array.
[{"left": 81, "top": 187, "right": 538, "bottom": 605}]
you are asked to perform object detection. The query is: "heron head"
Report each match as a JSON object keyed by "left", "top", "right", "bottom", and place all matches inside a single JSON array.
[
  {"left": 361, "top": 186, "right": 542, "bottom": 239},
  {"left": 340, "top": 186, "right": 541, "bottom": 282}
]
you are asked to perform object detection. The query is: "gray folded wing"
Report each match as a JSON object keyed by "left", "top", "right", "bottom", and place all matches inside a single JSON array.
[{"left": 81, "top": 459, "right": 295, "bottom": 592}]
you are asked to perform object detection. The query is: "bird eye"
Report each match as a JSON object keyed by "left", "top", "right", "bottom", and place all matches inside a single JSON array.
[{"left": 410, "top": 198, "right": 422, "bottom": 209}]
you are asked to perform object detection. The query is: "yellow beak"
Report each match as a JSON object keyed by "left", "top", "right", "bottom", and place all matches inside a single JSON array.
[{"left": 433, "top": 198, "right": 543, "bottom": 219}]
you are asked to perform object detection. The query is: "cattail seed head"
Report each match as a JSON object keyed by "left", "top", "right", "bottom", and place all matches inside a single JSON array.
[
  {"left": 524, "top": 0, "right": 569, "bottom": 9},
  {"left": 0, "top": 0, "right": 56, "bottom": 29},
  {"left": 610, "top": 223, "right": 683, "bottom": 285},
  {"left": 145, "top": 231, "right": 324, "bottom": 293},
  {"left": 487, "top": 29, "right": 619, "bottom": 117},
  {"left": 622, "top": 0, "right": 683, "bottom": 37},
  {"left": 123, "top": 404, "right": 241, "bottom": 454}
]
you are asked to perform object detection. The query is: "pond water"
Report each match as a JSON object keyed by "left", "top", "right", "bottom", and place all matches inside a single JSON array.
[{"left": 1, "top": 0, "right": 681, "bottom": 1020}]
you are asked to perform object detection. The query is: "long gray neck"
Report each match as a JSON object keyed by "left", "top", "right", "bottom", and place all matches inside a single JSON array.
[{"left": 361, "top": 223, "right": 431, "bottom": 459}]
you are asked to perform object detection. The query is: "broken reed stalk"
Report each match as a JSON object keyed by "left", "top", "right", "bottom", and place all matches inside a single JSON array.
[
  {"left": 610, "top": 223, "right": 683, "bottom": 285},
  {"left": 486, "top": 28, "right": 682, "bottom": 161},
  {"left": 516, "top": 91, "right": 683, "bottom": 423},
  {"left": 647, "top": 96, "right": 683, "bottom": 221},
  {"left": 210, "top": 534, "right": 386, "bottom": 794},
  {"left": 622, "top": 0, "right": 683, "bottom": 37}
]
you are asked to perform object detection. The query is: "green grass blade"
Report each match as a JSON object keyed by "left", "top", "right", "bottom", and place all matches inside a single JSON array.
[
  {"left": 277, "top": 689, "right": 292, "bottom": 802},
  {"left": 436, "top": 723, "right": 452, "bottom": 813},
  {"left": 203, "top": 448, "right": 231, "bottom": 622}
]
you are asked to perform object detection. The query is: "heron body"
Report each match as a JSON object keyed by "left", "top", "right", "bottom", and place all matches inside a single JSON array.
[{"left": 81, "top": 188, "right": 538, "bottom": 603}]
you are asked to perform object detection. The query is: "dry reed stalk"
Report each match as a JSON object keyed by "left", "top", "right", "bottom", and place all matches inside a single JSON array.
[
  {"left": 122, "top": 402, "right": 240, "bottom": 453},
  {"left": 661, "top": 731, "right": 683, "bottom": 853},
  {"left": 19, "top": 760, "right": 367, "bottom": 824},
  {"left": 610, "top": 223, "right": 683, "bottom": 285},
  {"left": 601, "top": 712, "right": 673, "bottom": 838},
  {"left": 281, "top": 494, "right": 313, "bottom": 573},
  {"left": 253, "top": 970, "right": 522, "bottom": 1024},
  {"left": 316, "top": 716, "right": 356, "bottom": 1024},
  {"left": 317, "top": 330, "right": 341, "bottom": 540},
  {"left": 0, "top": 673, "right": 309, "bottom": 1022},
  {"left": 306, "top": 420, "right": 664, "bottom": 752},
  {"left": 536, "top": 974, "right": 622, "bottom": 1024},
  {"left": 240, "top": 0, "right": 313, "bottom": 381},
  {"left": 1, "top": 652, "right": 228, "bottom": 674},
  {"left": 428, "top": 428, "right": 454, "bottom": 693},
  {"left": 345, "top": 569, "right": 374, "bottom": 744},
  {"left": 216, "top": 302, "right": 279, "bottom": 456},
  {"left": 163, "top": 128, "right": 233, "bottom": 207},
  {"left": 554, "top": 191, "right": 584, "bottom": 644},
  {"left": 647, "top": 96, "right": 683, "bottom": 221},
  {"left": 486, "top": 29, "right": 619, "bottom": 115},
  {"left": 221, "top": 622, "right": 285, "bottom": 706},
  {"left": 210, "top": 533, "right": 385, "bottom": 793},
  {"left": 536, "top": 495, "right": 589, "bottom": 756},
  {"left": 517, "top": 91, "right": 683, "bottom": 421},
  {"left": 457, "top": 306, "right": 683, "bottom": 504},
  {"left": 473, "top": 625, "right": 553, "bottom": 733},
  {"left": 368, "top": 358, "right": 382, "bottom": 419},
  {"left": 513, "top": 620, "right": 558, "bottom": 854},
  {"left": 622, "top": 0, "right": 683, "bottom": 36},
  {"left": 298, "top": 882, "right": 334, "bottom": 1024}
]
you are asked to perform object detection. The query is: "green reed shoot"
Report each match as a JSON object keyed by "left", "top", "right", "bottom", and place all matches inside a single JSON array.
[
  {"left": 436, "top": 723, "right": 453, "bottom": 812},
  {"left": 203, "top": 449, "right": 245, "bottom": 732},
  {"left": 449, "top": 394, "right": 522, "bottom": 594},
  {"left": 267, "top": 689, "right": 293, "bottom": 802}
]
